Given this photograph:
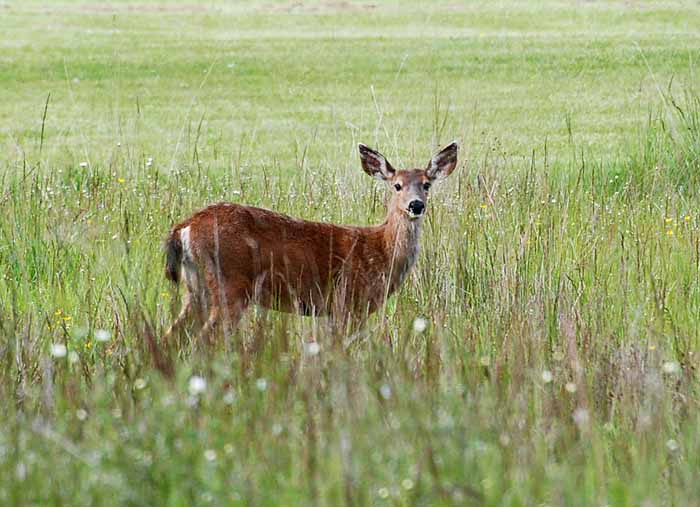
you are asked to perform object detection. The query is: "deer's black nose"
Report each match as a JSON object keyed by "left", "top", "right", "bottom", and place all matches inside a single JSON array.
[{"left": 408, "top": 200, "right": 425, "bottom": 216}]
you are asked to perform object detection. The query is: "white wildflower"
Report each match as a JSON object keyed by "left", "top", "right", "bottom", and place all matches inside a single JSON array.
[
  {"left": 412, "top": 317, "right": 427, "bottom": 334},
  {"left": 188, "top": 375, "right": 207, "bottom": 396},
  {"left": 223, "top": 391, "right": 236, "bottom": 405},
  {"left": 662, "top": 361, "right": 680, "bottom": 374},
  {"left": 94, "top": 329, "right": 111, "bottom": 342},
  {"left": 572, "top": 407, "right": 590, "bottom": 429},
  {"left": 304, "top": 342, "right": 320, "bottom": 356},
  {"left": 666, "top": 439, "right": 680, "bottom": 452},
  {"left": 379, "top": 384, "right": 392, "bottom": 400},
  {"left": 50, "top": 343, "right": 67, "bottom": 358}
]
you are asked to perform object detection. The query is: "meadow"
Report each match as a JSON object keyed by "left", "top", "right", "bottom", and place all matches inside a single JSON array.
[{"left": 2, "top": 1, "right": 700, "bottom": 505}]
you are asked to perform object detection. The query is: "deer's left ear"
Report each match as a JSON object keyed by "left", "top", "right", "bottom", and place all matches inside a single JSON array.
[
  {"left": 359, "top": 144, "right": 396, "bottom": 181},
  {"left": 426, "top": 141, "right": 459, "bottom": 180}
]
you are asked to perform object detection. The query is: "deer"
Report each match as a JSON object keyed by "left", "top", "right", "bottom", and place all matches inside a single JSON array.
[{"left": 162, "top": 141, "right": 458, "bottom": 344}]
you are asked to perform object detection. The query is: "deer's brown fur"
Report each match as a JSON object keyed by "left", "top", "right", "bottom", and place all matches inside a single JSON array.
[{"left": 162, "top": 142, "right": 458, "bottom": 343}]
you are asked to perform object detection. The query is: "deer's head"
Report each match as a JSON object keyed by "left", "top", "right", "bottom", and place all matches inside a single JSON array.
[{"left": 358, "top": 142, "right": 459, "bottom": 220}]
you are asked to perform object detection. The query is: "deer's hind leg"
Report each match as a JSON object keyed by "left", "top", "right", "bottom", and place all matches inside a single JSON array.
[
  {"left": 163, "top": 260, "right": 207, "bottom": 344},
  {"left": 199, "top": 275, "right": 250, "bottom": 346},
  {"left": 162, "top": 288, "right": 194, "bottom": 343}
]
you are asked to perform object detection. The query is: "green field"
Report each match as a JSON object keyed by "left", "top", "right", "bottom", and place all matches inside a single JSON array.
[{"left": 2, "top": 1, "right": 700, "bottom": 505}]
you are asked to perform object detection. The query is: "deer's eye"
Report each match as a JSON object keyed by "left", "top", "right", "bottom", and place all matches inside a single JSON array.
[
  {"left": 423, "top": 182, "right": 431, "bottom": 191},
  {"left": 394, "top": 183, "right": 402, "bottom": 191}
]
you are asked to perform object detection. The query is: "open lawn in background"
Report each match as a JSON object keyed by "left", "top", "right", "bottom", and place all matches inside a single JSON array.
[{"left": 2, "top": 1, "right": 700, "bottom": 505}]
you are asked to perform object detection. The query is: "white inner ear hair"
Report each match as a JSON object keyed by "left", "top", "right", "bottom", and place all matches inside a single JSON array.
[
  {"left": 430, "top": 157, "right": 439, "bottom": 175},
  {"left": 374, "top": 156, "right": 388, "bottom": 179}
]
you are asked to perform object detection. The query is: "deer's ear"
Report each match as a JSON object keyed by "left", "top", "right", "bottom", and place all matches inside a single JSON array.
[
  {"left": 426, "top": 141, "right": 459, "bottom": 180},
  {"left": 359, "top": 144, "right": 395, "bottom": 181}
]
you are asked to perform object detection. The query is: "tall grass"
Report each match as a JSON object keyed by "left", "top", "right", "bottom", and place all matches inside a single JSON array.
[{"left": 1, "top": 87, "right": 700, "bottom": 506}]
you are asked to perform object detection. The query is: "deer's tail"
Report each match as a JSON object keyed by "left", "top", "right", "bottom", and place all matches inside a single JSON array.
[{"left": 164, "top": 229, "right": 183, "bottom": 284}]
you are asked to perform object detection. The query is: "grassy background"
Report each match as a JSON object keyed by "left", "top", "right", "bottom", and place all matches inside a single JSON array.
[
  {"left": 2, "top": 1, "right": 700, "bottom": 505},
  {"left": 3, "top": 0, "right": 700, "bottom": 166}
]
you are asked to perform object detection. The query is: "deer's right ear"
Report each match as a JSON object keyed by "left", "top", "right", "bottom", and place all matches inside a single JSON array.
[
  {"left": 426, "top": 141, "right": 459, "bottom": 180},
  {"left": 359, "top": 144, "right": 395, "bottom": 181}
]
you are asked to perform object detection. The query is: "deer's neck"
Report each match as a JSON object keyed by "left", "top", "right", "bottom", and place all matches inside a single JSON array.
[{"left": 380, "top": 211, "right": 423, "bottom": 292}]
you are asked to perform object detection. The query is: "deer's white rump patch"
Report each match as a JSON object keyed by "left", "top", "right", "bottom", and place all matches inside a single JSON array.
[{"left": 180, "top": 226, "right": 192, "bottom": 261}]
